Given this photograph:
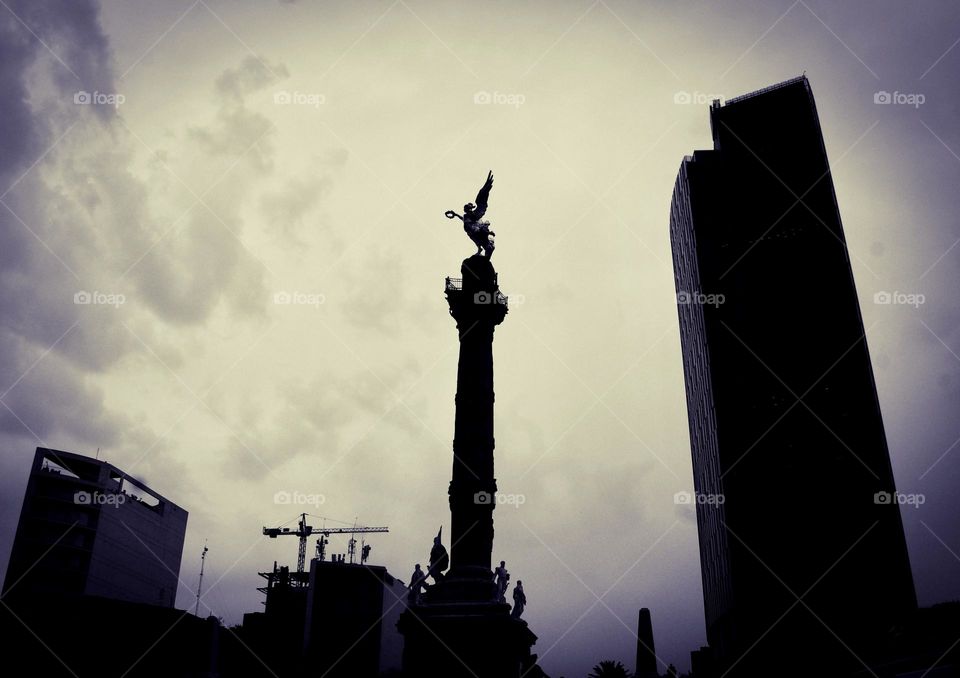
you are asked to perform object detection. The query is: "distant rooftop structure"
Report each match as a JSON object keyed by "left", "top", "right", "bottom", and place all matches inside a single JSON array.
[{"left": 3, "top": 447, "right": 188, "bottom": 608}]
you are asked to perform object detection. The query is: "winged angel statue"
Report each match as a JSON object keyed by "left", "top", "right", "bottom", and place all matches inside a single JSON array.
[{"left": 445, "top": 171, "right": 496, "bottom": 258}]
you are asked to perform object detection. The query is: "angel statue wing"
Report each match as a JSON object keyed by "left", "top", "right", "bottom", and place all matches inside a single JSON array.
[{"left": 471, "top": 171, "right": 494, "bottom": 221}]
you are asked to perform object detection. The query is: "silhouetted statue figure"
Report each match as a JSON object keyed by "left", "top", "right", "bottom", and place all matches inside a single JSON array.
[
  {"left": 316, "top": 536, "right": 327, "bottom": 561},
  {"left": 511, "top": 580, "right": 526, "bottom": 619},
  {"left": 361, "top": 544, "right": 371, "bottom": 564},
  {"left": 408, "top": 564, "right": 427, "bottom": 604},
  {"left": 445, "top": 170, "right": 496, "bottom": 258},
  {"left": 428, "top": 528, "right": 449, "bottom": 583},
  {"left": 494, "top": 560, "right": 510, "bottom": 603}
]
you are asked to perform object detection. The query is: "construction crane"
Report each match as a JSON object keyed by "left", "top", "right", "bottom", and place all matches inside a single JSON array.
[{"left": 262, "top": 514, "right": 388, "bottom": 584}]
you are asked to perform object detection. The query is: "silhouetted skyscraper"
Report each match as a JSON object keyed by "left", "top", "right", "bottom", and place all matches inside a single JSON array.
[
  {"left": 670, "top": 76, "right": 916, "bottom": 676},
  {"left": 3, "top": 448, "right": 187, "bottom": 607}
]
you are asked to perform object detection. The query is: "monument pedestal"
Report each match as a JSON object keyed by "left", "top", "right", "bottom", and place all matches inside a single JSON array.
[{"left": 397, "top": 601, "right": 538, "bottom": 678}]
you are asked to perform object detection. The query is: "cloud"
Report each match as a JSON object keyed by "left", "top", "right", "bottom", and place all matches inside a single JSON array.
[
  {"left": 189, "top": 56, "right": 287, "bottom": 173},
  {"left": 260, "top": 175, "right": 331, "bottom": 239},
  {"left": 0, "top": 340, "right": 120, "bottom": 447},
  {"left": 0, "top": 2, "right": 283, "bottom": 506},
  {"left": 130, "top": 206, "right": 268, "bottom": 325},
  {"left": 338, "top": 245, "right": 408, "bottom": 335},
  {"left": 114, "top": 56, "right": 295, "bottom": 325},
  {"left": 217, "top": 357, "right": 429, "bottom": 481},
  {"left": 0, "top": 0, "right": 132, "bottom": 456}
]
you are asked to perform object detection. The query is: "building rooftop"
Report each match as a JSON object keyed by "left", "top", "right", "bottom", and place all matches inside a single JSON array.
[
  {"left": 35, "top": 447, "right": 183, "bottom": 515},
  {"left": 722, "top": 74, "right": 808, "bottom": 107}
]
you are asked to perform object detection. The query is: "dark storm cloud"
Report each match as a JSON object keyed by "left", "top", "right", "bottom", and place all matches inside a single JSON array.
[
  {"left": 5, "top": 0, "right": 115, "bottom": 112},
  {"left": 0, "top": 0, "right": 129, "bottom": 404},
  {"left": 0, "top": 344, "right": 121, "bottom": 447}
]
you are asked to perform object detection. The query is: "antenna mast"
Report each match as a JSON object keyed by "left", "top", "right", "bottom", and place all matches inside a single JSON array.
[{"left": 194, "top": 542, "right": 208, "bottom": 617}]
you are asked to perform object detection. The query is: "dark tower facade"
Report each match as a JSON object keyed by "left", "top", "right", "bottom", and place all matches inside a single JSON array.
[
  {"left": 398, "top": 254, "right": 538, "bottom": 677},
  {"left": 669, "top": 76, "right": 916, "bottom": 676}
]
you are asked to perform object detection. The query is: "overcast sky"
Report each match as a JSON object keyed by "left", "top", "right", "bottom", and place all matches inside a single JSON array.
[{"left": 1, "top": 1, "right": 959, "bottom": 676}]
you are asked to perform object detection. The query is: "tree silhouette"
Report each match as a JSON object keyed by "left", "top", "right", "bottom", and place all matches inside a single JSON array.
[{"left": 587, "top": 659, "right": 632, "bottom": 678}]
